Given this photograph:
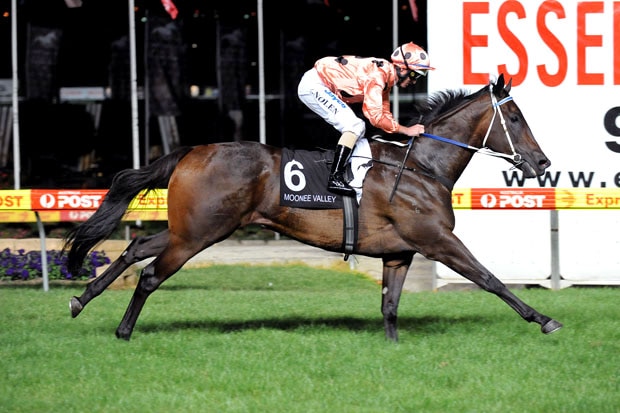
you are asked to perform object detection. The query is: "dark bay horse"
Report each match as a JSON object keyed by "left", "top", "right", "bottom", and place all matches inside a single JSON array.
[{"left": 63, "top": 74, "right": 562, "bottom": 341}]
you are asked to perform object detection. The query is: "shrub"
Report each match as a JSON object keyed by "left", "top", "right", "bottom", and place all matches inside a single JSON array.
[{"left": 0, "top": 248, "right": 111, "bottom": 281}]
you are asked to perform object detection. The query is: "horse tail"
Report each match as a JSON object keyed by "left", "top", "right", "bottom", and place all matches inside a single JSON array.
[{"left": 63, "top": 146, "right": 194, "bottom": 275}]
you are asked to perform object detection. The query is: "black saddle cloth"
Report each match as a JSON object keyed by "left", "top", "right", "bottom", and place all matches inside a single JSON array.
[{"left": 279, "top": 148, "right": 346, "bottom": 209}]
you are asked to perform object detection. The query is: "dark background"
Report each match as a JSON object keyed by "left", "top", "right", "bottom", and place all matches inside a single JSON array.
[{"left": 0, "top": 0, "right": 427, "bottom": 188}]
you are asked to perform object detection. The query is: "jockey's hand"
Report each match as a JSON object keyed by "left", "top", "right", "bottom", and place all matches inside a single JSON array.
[{"left": 399, "top": 123, "right": 425, "bottom": 137}]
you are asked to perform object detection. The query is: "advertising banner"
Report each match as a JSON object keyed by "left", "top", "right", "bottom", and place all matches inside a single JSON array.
[
  {"left": 0, "top": 190, "right": 168, "bottom": 223},
  {"left": 428, "top": 0, "right": 619, "bottom": 189},
  {"left": 427, "top": 1, "right": 620, "bottom": 286}
]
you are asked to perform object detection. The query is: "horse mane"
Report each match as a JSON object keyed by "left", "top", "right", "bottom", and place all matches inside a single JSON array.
[{"left": 412, "top": 85, "right": 487, "bottom": 124}]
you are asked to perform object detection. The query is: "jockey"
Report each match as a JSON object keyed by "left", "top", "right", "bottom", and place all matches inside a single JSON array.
[{"left": 297, "top": 42, "right": 434, "bottom": 197}]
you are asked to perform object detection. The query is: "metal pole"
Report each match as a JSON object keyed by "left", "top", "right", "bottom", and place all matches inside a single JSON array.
[
  {"left": 392, "top": 0, "right": 399, "bottom": 121},
  {"left": 11, "top": 0, "right": 20, "bottom": 189},
  {"left": 129, "top": 0, "right": 140, "bottom": 169},
  {"left": 257, "top": 0, "right": 266, "bottom": 144},
  {"left": 12, "top": 2, "right": 49, "bottom": 291},
  {"left": 550, "top": 210, "right": 561, "bottom": 290},
  {"left": 215, "top": 17, "right": 223, "bottom": 113},
  {"left": 36, "top": 212, "right": 49, "bottom": 292},
  {"left": 143, "top": 9, "right": 150, "bottom": 165}
]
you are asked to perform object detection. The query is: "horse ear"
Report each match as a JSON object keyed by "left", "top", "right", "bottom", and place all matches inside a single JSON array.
[
  {"left": 492, "top": 73, "right": 505, "bottom": 93},
  {"left": 504, "top": 77, "right": 512, "bottom": 93}
]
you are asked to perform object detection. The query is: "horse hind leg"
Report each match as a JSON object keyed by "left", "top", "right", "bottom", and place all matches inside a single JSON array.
[
  {"left": 114, "top": 182, "right": 249, "bottom": 339},
  {"left": 69, "top": 231, "right": 169, "bottom": 318},
  {"left": 381, "top": 254, "right": 414, "bottom": 342},
  {"left": 114, "top": 236, "right": 204, "bottom": 340}
]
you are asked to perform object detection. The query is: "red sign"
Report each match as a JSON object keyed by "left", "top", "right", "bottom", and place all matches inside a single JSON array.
[
  {"left": 470, "top": 188, "right": 556, "bottom": 209},
  {"left": 30, "top": 190, "right": 108, "bottom": 211}
]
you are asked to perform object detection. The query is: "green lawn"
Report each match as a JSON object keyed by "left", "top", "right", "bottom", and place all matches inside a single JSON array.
[{"left": 1, "top": 265, "right": 618, "bottom": 413}]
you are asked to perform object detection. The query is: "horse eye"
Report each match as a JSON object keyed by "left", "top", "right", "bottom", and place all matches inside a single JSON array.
[{"left": 510, "top": 115, "right": 519, "bottom": 123}]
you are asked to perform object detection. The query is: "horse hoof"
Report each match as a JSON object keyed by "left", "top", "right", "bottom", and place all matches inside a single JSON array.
[
  {"left": 541, "top": 319, "right": 563, "bottom": 334},
  {"left": 115, "top": 330, "right": 131, "bottom": 341},
  {"left": 69, "top": 296, "right": 83, "bottom": 318}
]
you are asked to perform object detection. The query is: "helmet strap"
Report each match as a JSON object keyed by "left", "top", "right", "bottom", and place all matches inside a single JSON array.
[{"left": 399, "top": 45, "right": 412, "bottom": 71}]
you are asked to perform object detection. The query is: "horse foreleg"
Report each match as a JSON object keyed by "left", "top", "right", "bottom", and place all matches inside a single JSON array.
[
  {"left": 495, "top": 280, "right": 563, "bottom": 334},
  {"left": 69, "top": 231, "right": 170, "bottom": 318},
  {"left": 429, "top": 235, "right": 563, "bottom": 334},
  {"left": 381, "top": 254, "right": 414, "bottom": 342}
]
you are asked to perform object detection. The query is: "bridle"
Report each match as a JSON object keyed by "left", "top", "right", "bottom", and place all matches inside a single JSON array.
[
  {"left": 420, "top": 82, "right": 524, "bottom": 166},
  {"left": 369, "top": 81, "right": 528, "bottom": 199}
]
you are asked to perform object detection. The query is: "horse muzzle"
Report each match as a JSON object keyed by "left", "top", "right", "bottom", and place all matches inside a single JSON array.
[{"left": 518, "top": 156, "right": 551, "bottom": 178}]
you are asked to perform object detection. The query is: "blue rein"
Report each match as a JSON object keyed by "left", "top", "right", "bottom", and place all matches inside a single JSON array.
[{"left": 419, "top": 132, "right": 476, "bottom": 150}]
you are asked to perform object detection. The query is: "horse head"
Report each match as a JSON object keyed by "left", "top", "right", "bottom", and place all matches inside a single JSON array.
[
  {"left": 484, "top": 73, "right": 551, "bottom": 178},
  {"left": 409, "top": 74, "right": 550, "bottom": 188}
]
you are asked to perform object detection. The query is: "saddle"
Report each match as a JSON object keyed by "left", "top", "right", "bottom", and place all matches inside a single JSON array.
[
  {"left": 279, "top": 138, "right": 372, "bottom": 209},
  {"left": 279, "top": 138, "right": 373, "bottom": 257}
]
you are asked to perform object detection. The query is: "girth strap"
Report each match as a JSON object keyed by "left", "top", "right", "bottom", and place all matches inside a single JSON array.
[{"left": 341, "top": 194, "right": 358, "bottom": 260}]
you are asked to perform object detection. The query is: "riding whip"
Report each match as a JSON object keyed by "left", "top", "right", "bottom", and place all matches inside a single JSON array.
[{"left": 389, "top": 137, "right": 414, "bottom": 202}]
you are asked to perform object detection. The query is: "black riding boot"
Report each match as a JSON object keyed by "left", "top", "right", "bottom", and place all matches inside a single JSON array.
[{"left": 327, "top": 145, "right": 356, "bottom": 197}]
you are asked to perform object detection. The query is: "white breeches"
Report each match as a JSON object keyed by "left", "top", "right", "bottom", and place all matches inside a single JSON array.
[{"left": 297, "top": 68, "right": 366, "bottom": 143}]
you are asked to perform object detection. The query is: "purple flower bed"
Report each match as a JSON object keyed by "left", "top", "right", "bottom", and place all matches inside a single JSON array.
[{"left": 0, "top": 248, "right": 111, "bottom": 281}]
